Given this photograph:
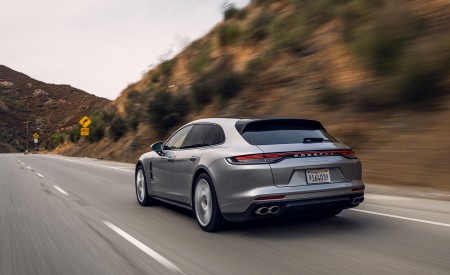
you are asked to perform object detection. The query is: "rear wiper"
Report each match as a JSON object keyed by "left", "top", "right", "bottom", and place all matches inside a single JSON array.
[{"left": 303, "top": 138, "right": 331, "bottom": 143}]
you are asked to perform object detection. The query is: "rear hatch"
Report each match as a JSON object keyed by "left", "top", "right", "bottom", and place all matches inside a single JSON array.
[{"left": 236, "top": 119, "right": 357, "bottom": 187}]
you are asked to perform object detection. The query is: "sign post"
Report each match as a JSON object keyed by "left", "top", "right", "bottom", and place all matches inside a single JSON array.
[
  {"left": 79, "top": 116, "right": 92, "bottom": 137},
  {"left": 32, "top": 133, "right": 39, "bottom": 152}
]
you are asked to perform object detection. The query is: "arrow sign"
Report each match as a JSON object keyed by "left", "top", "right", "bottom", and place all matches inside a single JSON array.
[{"left": 79, "top": 116, "right": 92, "bottom": 128}]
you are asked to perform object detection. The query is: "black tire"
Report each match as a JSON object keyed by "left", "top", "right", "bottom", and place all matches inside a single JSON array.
[
  {"left": 135, "top": 165, "right": 156, "bottom": 206},
  {"left": 193, "top": 173, "right": 226, "bottom": 232}
]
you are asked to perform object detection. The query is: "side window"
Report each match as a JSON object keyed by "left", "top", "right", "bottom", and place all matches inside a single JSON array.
[
  {"left": 165, "top": 125, "right": 192, "bottom": 150},
  {"left": 204, "top": 125, "right": 225, "bottom": 146},
  {"left": 183, "top": 124, "right": 211, "bottom": 149}
]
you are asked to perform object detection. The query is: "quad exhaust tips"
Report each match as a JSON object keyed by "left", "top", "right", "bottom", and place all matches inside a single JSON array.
[
  {"left": 255, "top": 206, "right": 280, "bottom": 215},
  {"left": 352, "top": 196, "right": 365, "bottom": 204}
]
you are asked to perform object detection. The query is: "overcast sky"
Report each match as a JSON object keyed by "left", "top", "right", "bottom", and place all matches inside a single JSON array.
[{"left": 0, "top": 0, "right": 250, "bottom": 100}]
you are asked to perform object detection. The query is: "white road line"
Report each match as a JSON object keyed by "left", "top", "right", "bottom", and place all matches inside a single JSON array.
[
  {"left": 350, "top": 209, "right": 450, "bottom": 228},
  {"left": 41, "top": 155, "right": 134, "bottom": 173},
  {"left": 9, "top": 156, "right": 24, "bottom": 166},
  {"left": 27, "top": 166, "right": 32, "bottom": 170},
  {"left": 430, "top": 193, "right": 450, "bottom": 197},
  {"left": 53, "top": 185, "right": 69, "bottom": 196},
  {"left": 36, "top": 173, "right": 44, "bottom": 178},
  {"left": 103, "top": 221, "right": 185, "bottom": 274}
]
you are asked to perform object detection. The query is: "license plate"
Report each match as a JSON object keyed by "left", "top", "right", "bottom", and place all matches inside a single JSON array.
[{"left": 306, "top": 169, "right": 330, "bottom": 184}]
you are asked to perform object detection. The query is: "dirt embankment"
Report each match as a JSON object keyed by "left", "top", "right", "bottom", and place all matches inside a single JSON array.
[{"left": 56, "top": 0, "right": 450, "bottom": 191}]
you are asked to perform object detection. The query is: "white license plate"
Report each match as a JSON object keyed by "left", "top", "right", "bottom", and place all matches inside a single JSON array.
[{"left": 306, "top": 169, "right": 331, "bottom": 184}]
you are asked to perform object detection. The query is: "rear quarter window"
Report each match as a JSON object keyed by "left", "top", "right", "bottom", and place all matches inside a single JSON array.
[
  {"left": 182, "top": 124, "right": 225, "bottom": 149},
  {"left": 204, "top": 125, "right": 225, "bottom": 146}
]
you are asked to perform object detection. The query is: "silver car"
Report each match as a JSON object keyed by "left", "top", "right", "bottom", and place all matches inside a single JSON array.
[{"left": 135, "top": 118, "right": 364, "bottom": 231}]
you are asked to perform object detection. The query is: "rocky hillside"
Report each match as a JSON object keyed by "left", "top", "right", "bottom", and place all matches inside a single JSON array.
[
  {"left": 0, "top": 65, "right": 109, "bottom": 152},
  {"left": 57, "top": 0, "right": 450, "bottom": 190}
]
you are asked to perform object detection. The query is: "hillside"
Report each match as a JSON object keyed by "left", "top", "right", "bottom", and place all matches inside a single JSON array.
[
  {"left": 0, "top": 65, "right": 110, "bottom": 152},
  {"left": 56, "top": 0, "right": 450, "bottom": 190}
]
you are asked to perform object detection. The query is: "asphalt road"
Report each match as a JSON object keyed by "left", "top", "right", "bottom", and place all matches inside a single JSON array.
[{"left": 1, "top": 153, "right": 450, "bottom": 274}]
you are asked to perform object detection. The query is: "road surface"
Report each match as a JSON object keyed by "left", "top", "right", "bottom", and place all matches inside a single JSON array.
[{"left": 1, "top": 153, "right": 450, "bottom": 274}]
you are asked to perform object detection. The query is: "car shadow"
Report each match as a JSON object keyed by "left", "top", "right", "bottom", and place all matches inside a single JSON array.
[
  {"left": 155, "top": 202, "right": 375, "bottom": 238},
  {"left": 223, "top": 214, "right": 368, "bottom": 238}
]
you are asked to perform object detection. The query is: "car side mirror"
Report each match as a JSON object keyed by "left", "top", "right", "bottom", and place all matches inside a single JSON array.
[{"left": 151, "top": 141, "right": 164, "bottom": 156}]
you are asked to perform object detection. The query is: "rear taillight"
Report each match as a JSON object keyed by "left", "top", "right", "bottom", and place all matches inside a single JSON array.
[
  {"left": 226, "top": 149, "right": 357, "bottom": 164},
  {"left": 254, "top": 195, "right": 286, "bottom": 201}
]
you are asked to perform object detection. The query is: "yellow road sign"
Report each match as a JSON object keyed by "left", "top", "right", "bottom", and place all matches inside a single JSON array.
[
  {"left": 80, "top": 127, "right": 89, "bottom": 136},
  {"left": 79, "top": 116, "right": 92, "bottom": 128},
  {"left": 32, "top": 133, "right": 39, "bottom": 139}
]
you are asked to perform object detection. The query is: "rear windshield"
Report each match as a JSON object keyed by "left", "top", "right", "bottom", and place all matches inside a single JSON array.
[{"left": 239, "top": 121, "right": 336, "bottom": 145}]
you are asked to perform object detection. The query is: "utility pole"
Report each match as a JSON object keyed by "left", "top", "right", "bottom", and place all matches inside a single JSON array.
[{"left": 23, "top": 121, "right": 30, "bottom": 153}]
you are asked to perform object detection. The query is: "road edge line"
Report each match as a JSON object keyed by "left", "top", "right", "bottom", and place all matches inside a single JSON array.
[
  {"left": 41, "top": 155, "right": 134, "bottom": 173},
  {"left": 350, "top": 209, "right": 450, "bottom": 228}
]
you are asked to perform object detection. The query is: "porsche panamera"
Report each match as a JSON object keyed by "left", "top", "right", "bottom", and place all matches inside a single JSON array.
[{"left": 135, "top": 118, "right": 364, "bottom": 232}]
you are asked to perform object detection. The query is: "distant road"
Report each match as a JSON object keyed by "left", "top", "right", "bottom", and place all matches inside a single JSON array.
[{"left": 1, "top": 153, "right": 450, "bottom": 274}]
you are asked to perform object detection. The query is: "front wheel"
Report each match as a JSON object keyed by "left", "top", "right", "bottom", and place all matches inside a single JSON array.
[
  {"left": 193, "top": 174, "right": 226, "bottom": 232},
  {"left": 135, "top": 166, "right": 156, "bottom": 206}
]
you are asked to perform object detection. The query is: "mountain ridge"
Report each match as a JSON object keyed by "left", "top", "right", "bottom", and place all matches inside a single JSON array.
[{"left": 0, "top": 64, "right": 110, "bottom": 152}]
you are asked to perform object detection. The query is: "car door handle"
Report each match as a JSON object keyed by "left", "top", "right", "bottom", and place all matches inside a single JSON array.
[{"left": 189, "top": 156, "right": 198, "bottom": 162}]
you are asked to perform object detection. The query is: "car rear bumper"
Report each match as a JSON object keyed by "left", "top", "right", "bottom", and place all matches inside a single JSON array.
[{"left": 222, "top": 193, "right": 364, "bottom": 222}]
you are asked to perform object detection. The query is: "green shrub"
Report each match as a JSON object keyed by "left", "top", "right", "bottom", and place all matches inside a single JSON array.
[
  {"left": 191, "top": 58, "right": 243, "bottom": 107},
  {"left": 245, "top": 56, "right": 267, "bottom": 76},
  {"left": 219, "top": 23, "right": 242, "bottom": 46},
  {"left": 270, "top": 13, "right": 310, "bottom": 54},
  {"left": 348, "top": 11, "right": 427, "bottom": 75},
  {"left": 101, "top": 110, "right": 115, "bottom": 123},
  {"left": 148, "top": 91, "right": 190, "bottom": 135},
  {"left": 69, "top": 127, "right": 79, "bottom": 143},
  {"left": 316, "top": 87, "right": 340, "bottom": 109},
  {"left": 88, "top": 123, "right": 105, "bottom": 142},
  {"left": 224, "top": 4, "right": 239, "bottom": 20},
  {"left": 160, "top": 58, "right": 177, "bottom": 76},
  {"left": 91, "top": 108, "right": 115, "bottom": 123},
  {"left": 151, "top": 71, "right": 160, "bottom": 83},
  {"left": 245, "top": 10, "right": 274, "bottom": 42},
  {"left": 127, "top": 90, "right": 140, "bottom": 100},
  {"left": 301, "top": 0, "right": 340, "bottom": 26},
  {"left": 109, "top": 117, "right": 128, "bottom": 140},
  {"left": 215, "top": 70, "right": 242, "bottom": 101},
  {"left": 237, "top": 9, "right": 247, "bottom": 20},
  {"left": 389, "top": 40, "right": 450, "bottom": 106},
  {"left": 223, "top": 5, "right": 246, "bottom": 20},
  {"left": 253, "top": 0, "right": 271, "bottom": 6},
  {"left": 51, "top": 133, "right": 65, "bottom": 148},
  {"left": 190, "top": 43, "right": 211, "bottom": 74},
  {"left": 191, "top": 74, "right": 215, "bottom": 107},
  {"left": 129, "top": 113, "right": 141, "bottom": 131}
]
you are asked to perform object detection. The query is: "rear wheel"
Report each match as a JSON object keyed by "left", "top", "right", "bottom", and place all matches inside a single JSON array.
[
  {"left": 193, "top": 174, "right": 225, "bottom": 232},
  {"left": 135, "top": 166, "right": 156, "bottom": 206}
]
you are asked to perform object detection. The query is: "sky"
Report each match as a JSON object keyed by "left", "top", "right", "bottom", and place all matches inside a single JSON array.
[{"left": 0, "top": 0, "right": 250, "bottom": 100}]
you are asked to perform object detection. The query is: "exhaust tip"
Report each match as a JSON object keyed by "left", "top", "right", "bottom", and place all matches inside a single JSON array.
[
  {"left": 352, "top": 197, "right": 361, "bottom": 204},
  {"left": 255, "top": 207, "right": 269, "bottom": 215},
  {"left": 359, "top": 197, "right": 364, "bottom": 203},
  {"left": 269, "top": 206, "right": 280, "bottom": 214}
]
